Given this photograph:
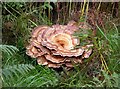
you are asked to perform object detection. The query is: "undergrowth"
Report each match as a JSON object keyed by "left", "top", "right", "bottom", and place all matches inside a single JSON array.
[{"left": 1, "top": 2, "right": 120, "bottom": 88}]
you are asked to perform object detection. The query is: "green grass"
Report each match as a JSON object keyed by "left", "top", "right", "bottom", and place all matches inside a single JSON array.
[{"left": 2, "top": 2, "right": 120, "bottom": 88}]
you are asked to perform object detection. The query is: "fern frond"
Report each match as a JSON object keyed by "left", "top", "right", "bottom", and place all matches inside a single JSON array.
[
  {"left": 0, "top": 44, "right": 19, "bottom": 59},
  {"left": 2, "top": 65, "right": 58, "bottom": 87},
  {"left": 14, "top": 66, "right": 58, "bottom": 87},
  {"left": 2, "top": 64, "right": 35, "bottom": 79}
]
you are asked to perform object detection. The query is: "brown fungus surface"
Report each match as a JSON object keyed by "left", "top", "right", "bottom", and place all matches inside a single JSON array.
[{"left": 26, "top": 21, "right": 93, "bottom": 68}]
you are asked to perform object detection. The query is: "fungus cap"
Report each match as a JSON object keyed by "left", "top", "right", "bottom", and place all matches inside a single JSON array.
[{"left": 26, "top": 21, "right": 93, "bottom": 68}]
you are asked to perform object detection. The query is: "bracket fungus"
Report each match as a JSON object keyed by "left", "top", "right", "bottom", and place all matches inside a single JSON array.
[{"left": 26, "top": 21, "right": 93, "bottom": 69}]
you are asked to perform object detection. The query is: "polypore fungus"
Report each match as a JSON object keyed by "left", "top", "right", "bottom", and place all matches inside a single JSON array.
[{"left": 26, "top": 21, "right": 93, "bottom": 68}]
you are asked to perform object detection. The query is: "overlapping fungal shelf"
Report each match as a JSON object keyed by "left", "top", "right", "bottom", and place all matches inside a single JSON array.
[{"left": 26, "top": 21, "right": 93, "bottom": 68}]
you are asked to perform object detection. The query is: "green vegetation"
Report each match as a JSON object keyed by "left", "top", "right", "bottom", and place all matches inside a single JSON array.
[{"left": 1, "top": 2, "right": 120, "bottom": 88}]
